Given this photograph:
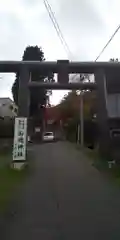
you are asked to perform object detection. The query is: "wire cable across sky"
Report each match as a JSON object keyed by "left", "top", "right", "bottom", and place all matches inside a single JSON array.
[
  {"left": 43, "top": 0, "right": 73, "bottom": 60},
  {"left": 71, "top": 24, "right": 120, "bottom": 82},
  {"left": 43, "top": 0, "right": 120, "bottom": 82},
  {"left": 95, "top": 25, "right": 120, "bottom": 62}
]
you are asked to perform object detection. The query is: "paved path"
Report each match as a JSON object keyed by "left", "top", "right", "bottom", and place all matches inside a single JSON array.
[{"left": 3, "top": 142, "right": 120, "bottom": 239}]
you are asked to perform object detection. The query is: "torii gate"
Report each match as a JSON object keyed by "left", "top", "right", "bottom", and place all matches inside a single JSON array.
[{"left": 0, "top": 60, "right": 119, "bottom": 168}]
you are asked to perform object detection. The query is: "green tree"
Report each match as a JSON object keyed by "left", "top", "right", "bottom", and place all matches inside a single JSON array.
[
  {"left": 12, "top": 45, "right": 54, "bottom": 117},
  {"left": 58, "top": 90, "right": 97, "bottom": 144}
]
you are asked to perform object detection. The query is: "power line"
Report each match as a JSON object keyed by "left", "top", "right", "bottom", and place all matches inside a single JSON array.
[
  {"left": 72, "top": 24, "right": 120, "bottom": 82},
  {"left": 44, "top": 1, "right": 120, "bottom": 83},
  {"left": 95, "top": 25, "right": 120, "bottom": 61},
  {"left": 43, "top": 0, "right": 76, "bottom": 82},
  {"left": 43, "top": 0, "right": 73, "bottom": 59},
  {"left": 43, "top": 0, "right": 86, "bottom": 83}
]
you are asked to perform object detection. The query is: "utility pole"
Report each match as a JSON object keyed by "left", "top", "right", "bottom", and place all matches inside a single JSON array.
[
  {"left": 77, "top": 124, "right": 80, "bottom": 144},
  {"left": 77, "top": 90, "right": 84, "bottom": 146},
  {"left": 80, "top": 91, "right": 84, "bottom": 147}
]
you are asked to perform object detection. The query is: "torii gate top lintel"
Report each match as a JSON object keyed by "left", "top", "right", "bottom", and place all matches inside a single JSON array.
[{"left": 0, "top": 60, "right": 120, "bottom": 73}]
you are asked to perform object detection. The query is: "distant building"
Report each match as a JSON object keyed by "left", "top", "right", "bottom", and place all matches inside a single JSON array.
[{"left": 0, "top": 98, "right": 17, "bottom": 119}]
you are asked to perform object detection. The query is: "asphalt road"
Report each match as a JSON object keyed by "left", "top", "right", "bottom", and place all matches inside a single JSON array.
[{"left": 3, "top": 142, "right": 120, "bottom": 239}]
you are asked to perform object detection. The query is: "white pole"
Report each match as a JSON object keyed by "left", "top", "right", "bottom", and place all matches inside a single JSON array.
[
  {"left": 77, "top": 124, "right": 80, "bottom": 143},
  {"left": 80, "top": 91, "right": 84, "bottom": 147}
]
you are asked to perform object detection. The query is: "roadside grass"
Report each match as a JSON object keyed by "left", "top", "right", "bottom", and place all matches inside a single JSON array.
[
  {"left": 0, "top": 149, "right": 28, "bottom": 213},
  {"left": 76, "top": 144, "right": 120, "bottom": 186}
]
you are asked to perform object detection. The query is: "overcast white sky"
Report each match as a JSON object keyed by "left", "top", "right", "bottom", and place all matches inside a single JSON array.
[{"left": 0, "top": 0, "right": 120, "bottom": 105}]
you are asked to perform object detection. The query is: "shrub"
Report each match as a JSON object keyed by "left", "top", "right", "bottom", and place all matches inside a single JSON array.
[
  {"left": 0, "top": 119, "right": 14, "bottom": 138},
  {"left": 64, "top": 119, "right": 98, "bottom": 146}
]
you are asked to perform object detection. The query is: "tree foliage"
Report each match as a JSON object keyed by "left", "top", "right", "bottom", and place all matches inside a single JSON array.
[
  {"left": 58, "top": 90, "right": 97, "bottom": 144},
  {"left": 12, "top": 45, "right": 54, "bottom": 117},
  {"left": 110, "top": 58, "right": 119, "bottom": 62},
  {"left": 58, "top": 90, "right": 96, "bottom": 122}
]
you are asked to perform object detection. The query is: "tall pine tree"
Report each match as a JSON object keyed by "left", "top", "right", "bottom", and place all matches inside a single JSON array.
[{"left": 12, "top": 45, "right": 53, "bottom": 117}]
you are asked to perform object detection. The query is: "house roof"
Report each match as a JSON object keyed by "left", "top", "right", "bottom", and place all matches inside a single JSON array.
[
  {"left": 0, "top": 98, "right": 17, "bottom": 118},
  {"left": 0, "top": 98, "right": 14, "bottom": 104}
]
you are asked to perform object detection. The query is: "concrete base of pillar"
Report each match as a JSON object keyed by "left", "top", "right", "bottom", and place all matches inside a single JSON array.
[{"left": 11, "top": 161, "right": 27, "bottom": 170}]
